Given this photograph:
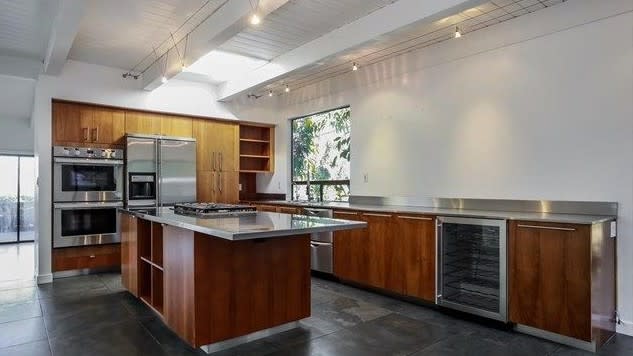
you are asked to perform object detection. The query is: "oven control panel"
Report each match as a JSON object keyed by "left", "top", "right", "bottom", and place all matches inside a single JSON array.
[{"left": 53, "top": 146, "right": 123, "bottom": 159}]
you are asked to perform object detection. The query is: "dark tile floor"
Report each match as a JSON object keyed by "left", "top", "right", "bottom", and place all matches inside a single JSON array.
[{"left": 0, "top": 273, "right": 630, "bottom": 356}]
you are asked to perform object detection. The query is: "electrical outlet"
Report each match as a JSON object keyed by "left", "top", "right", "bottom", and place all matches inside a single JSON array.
[{"left": 363, "top": 173, "right": 369, "bottom": 183}]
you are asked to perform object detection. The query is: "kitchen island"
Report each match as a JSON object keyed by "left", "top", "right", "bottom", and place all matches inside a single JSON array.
[{"left": 118, "top": 208, "right": 366, "bottom": 353}]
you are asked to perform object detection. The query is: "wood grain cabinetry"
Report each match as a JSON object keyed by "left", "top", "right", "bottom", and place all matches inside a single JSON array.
[
  {"left": 52, "top": 244, "right": 121, "bottom": 272},
  {"left": 124, "top": 111, "right": 162, "bottom": 136},
  {"left": 396, "top": 214, "right": 436, "bottom": 302},
  {"left": 160, "top": 115, "right": 192, "bottom": 137},
  {"left": 333, "top": 211, "right": 369, "bottom": 284},
  {"left": 509, "top": 220, "right": 616, "bottom": 346},
  {"left": 121, "top": 213, "right": 138, "bottom": 296},
  {"left": 53, "top": 101, "right": 124, "bottom": 146},
  {"left": 362, "top": 212, "right": 398, "bottom": 290}
]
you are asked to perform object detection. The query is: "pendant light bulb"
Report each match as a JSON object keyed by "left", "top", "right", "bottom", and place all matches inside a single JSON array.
[
  {"left": 268, "top": 90, "right": 273, "bottom": 97},
  {"left": 352, "top": 62, "right": 358, "bottom": 71},
  {"left": 161, "top": 76, "right": 168, "bottom": 84},
  {"left": 454, "top": 26, "right": 462, "bottom": 38},
  {"left": 285, "top": 85, "right": 290, "bottom": 93},
  {"left": 250, "top": 13, "right": 261, "bottom": 25}
]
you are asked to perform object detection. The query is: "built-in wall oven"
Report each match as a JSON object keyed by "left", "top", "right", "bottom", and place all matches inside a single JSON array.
[
  {"left": 52, "top": 146, "right": 124, "bottom": 248},
  {"left": 436, "top": 216, "right": 508, "bottom": 322},
  {"left": 53, "top": 147, "right": 124, "bottom": 202},
  {"left": 53, "top": 201, "right": 123, "bottom": 248}
]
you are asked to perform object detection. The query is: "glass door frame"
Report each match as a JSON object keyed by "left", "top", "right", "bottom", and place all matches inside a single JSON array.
[{"left": 0, "top": 154, "right": 35, "bottom": 244}]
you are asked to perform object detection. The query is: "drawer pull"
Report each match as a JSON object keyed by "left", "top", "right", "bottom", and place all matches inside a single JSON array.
[
  {"left": 89, "top": 255, "right": 96, "bottom": 258},
  {"left": 363, "top": 213, "right": 391, "bottom": 218},
  {"left": 517, "top": 224, "right": 576, "bottom": 232},
  {"left": 334, "top": 211, "right": 358, "bottom": 215},
  {"left": 397, "top": 215, "right": 432, "bottom": 221}
]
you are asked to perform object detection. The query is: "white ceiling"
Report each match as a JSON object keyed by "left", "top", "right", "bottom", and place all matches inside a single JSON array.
[
  {"left": 254, "top": 0, "right": 567, "bottom": 95},
  {"left": 68, "top": 0, "right": 226, "bottom": 70},
  {"left": 0, "top": 0, "right": 59, "bottom": 60},
  {"left": 219, "top": 0, "right": 399, "bottom": 61}
]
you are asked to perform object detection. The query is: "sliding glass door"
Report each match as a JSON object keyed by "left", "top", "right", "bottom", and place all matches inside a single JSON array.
[{"left": 0, "top": 156, "right": 35, "bottom": 243}]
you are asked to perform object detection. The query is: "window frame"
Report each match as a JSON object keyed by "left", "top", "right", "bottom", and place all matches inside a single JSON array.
[{"left": 290, "top": 105, "right": 351, "bottom": 202}]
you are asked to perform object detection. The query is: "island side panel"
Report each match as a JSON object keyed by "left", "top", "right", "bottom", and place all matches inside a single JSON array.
[
  {"left": 194, "top": 233, "right": 311, "bottom": 347},
  {"left": 163, "top": 225, "right": 197, "bottom": 346}
]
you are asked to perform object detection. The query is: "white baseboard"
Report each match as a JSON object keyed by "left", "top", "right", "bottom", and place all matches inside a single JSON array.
[
  {"left": 36, "top": 273, "right": 53, "bottom": 284},
  {"left": 617, "top": 320, "right": 633, "bottom": 337}
]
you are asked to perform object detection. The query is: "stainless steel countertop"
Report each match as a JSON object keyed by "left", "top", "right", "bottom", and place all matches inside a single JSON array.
[
  {"left": 120, "top": 207, "right": 367, "bottom": 240},
  {"left": 253, "top": 201, "right": 616, "bottom": 224}
]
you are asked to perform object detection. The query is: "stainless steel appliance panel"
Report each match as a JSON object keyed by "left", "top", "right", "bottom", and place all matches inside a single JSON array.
[
  {"left": 53, "top": 202, "right": 122, "bottom": 247},
  {"left": 158, "top": 139, "right": 196, "bottom": 206},
  {"left": 53, "top": 157, "right": 124, "bottom": 202},
  {"left": 126, "top": 137, "right": 157, "bottom": 174},
  {"left": 310, "top": 241, "right": 333, "bottom": 274},
  {"left": 436, "top": 216, "right": 507, "bottom": 322},
  {"left": 304, "top": 208, "right": 334, "bottom": 273}
]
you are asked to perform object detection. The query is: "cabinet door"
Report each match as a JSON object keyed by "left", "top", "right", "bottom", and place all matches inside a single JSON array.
[
  {"left": 362, "top": 213, "right": 398, "bottom": 290},
  {"left": 216, "top": 171, "right": 239, "bottom": 203},
  {"left": 396, "top": 215, "right": 436, "bottom": 301},
  {"left": 196, "top": 171, "right": 216, "bottom": 202},
  {"left": 192, "top": 119, "right": 215, "bottom": 171},
  {"left": 53, "top": 102, "right": 85, "bottom": 144},
  {"left": 333, "top": 211, "right": 368, "bottom": 283},
  {"left": 92, "top": 107, "right": 125, "bottom": 145},
  {"left": 215, "top": 122, "right": 238, "bottom": 172},
  {"left": 121, "top": 213, "right": 138, "bottom": 296},
  {"left": 278, "top": 206, "right": 299, "bottom": 214},
  {"left": 509, "top": 221, "right": 591, "bottom": 341},
  {"left": 257, "top": 205, "right": 279, "bottom": 212},
  {"left": 161, "top": 115, "right": 193, "bottom": 138},
  {"left": 125, "top": 112, "right": 161, "bottom": 136}
]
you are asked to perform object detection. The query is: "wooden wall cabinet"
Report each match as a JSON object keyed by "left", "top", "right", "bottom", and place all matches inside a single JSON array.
[
  {"left": 124, "top": 112, "right": 162, "bottom": 136},
  {"left": 53, "top": 102, "right": 124, "bottom": 146},
  {"left": 160, "top": 115, "right": 192, "bottom": 137},
  {"left": 333, "top": 211, "right": 369, "bottom": 284},
  {"left": 509, "top": 220, "right": 616, "bottom": 346}
]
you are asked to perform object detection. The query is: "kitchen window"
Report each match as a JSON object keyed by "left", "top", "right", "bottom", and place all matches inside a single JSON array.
[{"left": 291, "top": 106, "right": 350, "bottom": 202}]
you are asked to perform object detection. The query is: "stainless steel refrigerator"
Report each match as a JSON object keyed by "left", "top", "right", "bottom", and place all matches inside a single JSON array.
[{"left": 125, "top": 134, "right": 196, "bottom": 208}]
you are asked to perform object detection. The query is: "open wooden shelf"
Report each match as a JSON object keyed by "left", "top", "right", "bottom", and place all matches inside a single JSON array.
[
  {"left": 239, "top": 124, "right": 274, "bottom": 173},
  {"left": 137, "top": 220, "right": 164, "bottom": 315}
]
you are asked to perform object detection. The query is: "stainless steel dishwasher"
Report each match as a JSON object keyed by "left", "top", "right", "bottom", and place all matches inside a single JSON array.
[{"left": 303, "top": 207, "right": 334, "bottom": 274}]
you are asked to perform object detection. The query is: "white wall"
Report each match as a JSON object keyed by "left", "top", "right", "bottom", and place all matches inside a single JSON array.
[
  {"left": 0, "top": 118, "right": 34, "bottom": 155},
  {"left": 0, "top": 76, "right": 36, "bottom": 154},
  {"left": 32, "top": 60, "right": 238, "bottom": 284},
  {"left": 231, "top": 0, "right": 633, "bottom": 335}
]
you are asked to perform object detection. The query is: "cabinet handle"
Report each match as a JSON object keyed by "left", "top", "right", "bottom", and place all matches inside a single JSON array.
[
  {"left": 219, "top": 152, "right": 223, "bottom": 171},
  {"left": 219, "top": 172, "right": 222, "bottom": 192},
  {"left": 212, "top": 172, "right": 216, "bottom": 193},
  {"left": 363, "top": 213, "right": 391, "bottom": 218},
  {"left": 517, "top": 224, "right": 576, "bottom": 232},
  {"left": 89, "top": 255, "right": 96, "bottom": 259},
  {"left": 334, "top": 211, "right": 357, "bottom": 215},
  {"left": 397, "top": 215, "right": 432, "bottom": 221},
  {"left": 212, "top": 151, "right": 216, "bottom": 171},
  {"left": 82, "top": 128, "right": 89, "bottom": 141}
]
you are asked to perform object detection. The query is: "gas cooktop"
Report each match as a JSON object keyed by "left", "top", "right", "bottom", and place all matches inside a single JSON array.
[{"left": 172, "top": 202, "right": 256, "bottom": 217}]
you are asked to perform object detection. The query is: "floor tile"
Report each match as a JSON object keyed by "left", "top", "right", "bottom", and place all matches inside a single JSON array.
[
  {"left": 0, "top": 280, "right": 36, "bottom": 292},
  {"left": 139, "top": 316, "right": 205, "bottom": 356},
  {"left": 49, "top": 319, "right": 167, "bottom": 356},
  {"left": 0, "top": 317, "right": 47, "bottom": 349},
  {"left": 39, "top": 291, "right": 124, "bottom": 318},
  {"left": 37, "top": 275, "right": 107, "bottom": 300},
  {"left": 0, "top": 340, "right": 51, "bottom": 356},
  {"left": 98, "top": 273, "right": 126, "bottom": 292},
  {"left": 0, "top": 301, "right": 42, "bottom": 324},
  {"left": 206, "top": 339, "right": 281, "bottom": 356},
  {"left": 598, "top": 333, "right": 633, "bottom": 355},
  {"left": 44, "top": 301, "right": 133, "bottom": 340},
  {"left": 0, "top": 288, "right": 37, "bottom": 305}
]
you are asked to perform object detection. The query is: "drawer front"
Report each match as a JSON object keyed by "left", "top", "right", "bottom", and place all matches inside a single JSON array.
[{"left": 53, "top": 245, "right": 121, "bottom": 272}]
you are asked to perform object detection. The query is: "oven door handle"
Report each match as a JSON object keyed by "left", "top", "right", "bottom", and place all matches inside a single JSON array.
[
  {"left": 54, "top": 202, "right": 124, "bottom": 209},
  {"left": 54, "top": 157, "right": 124, "bottom": 165}
]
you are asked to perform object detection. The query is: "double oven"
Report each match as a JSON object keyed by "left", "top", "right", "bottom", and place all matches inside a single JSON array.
[{"left": 53, "top": 147, "right": 124, "bottom": 248}]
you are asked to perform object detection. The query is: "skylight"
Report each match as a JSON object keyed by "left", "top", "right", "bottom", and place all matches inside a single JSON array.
[{"left": 183, "top": 50, "right": 268, "bottom": 83}]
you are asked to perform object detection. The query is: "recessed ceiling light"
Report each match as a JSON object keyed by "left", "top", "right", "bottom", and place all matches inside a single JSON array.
[{"left": 250, "top": 13, "right": 261, "bottom": 25}]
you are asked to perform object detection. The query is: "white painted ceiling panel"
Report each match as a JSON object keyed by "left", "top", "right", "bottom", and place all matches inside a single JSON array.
[
  {"left": 255, "top": 0, "right": 567, "bottom": 95},
  {"left": 219, "top": 0, "right": 401, "bottom": 60},
  {"left": 68, "top": 0, "right": 225, "bottom": 70},
  {"left": 0, "top": 0, "right": 59, "bottom": 60}
]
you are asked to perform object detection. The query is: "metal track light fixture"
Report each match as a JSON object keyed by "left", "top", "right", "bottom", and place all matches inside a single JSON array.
[{"left": 249, "top": 0, "right": 262, "bottom": 25}]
